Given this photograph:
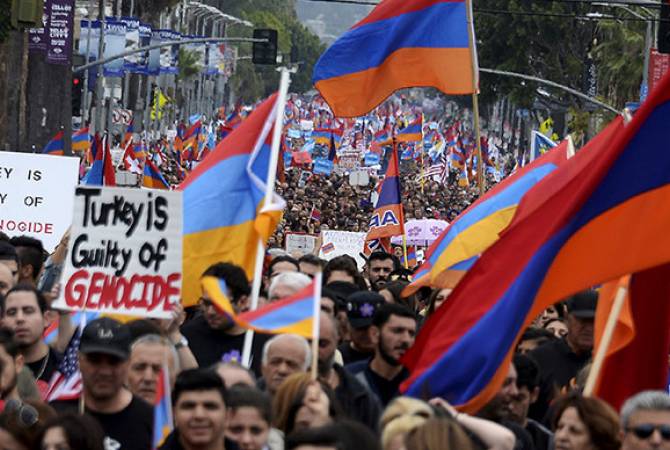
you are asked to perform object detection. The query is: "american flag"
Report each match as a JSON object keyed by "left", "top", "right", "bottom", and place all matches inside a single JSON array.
[
  {"left": 421, "top": 154, "right": 449, "bottom": 185},
  {"left": 46, "top": 327, "right": 82, "bottom": 402}
]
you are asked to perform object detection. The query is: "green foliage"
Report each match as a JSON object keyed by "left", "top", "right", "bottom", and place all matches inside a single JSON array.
[
  {"left": 593, "top": 20, "right": 644, "bottom": 109},
  {"left": 223, "top": 0, "right": 323, "bottom": 101},
  {"left": 178, "top": 48, "right": 201, "bottom": 81},
  {"left": 288, "top": 21, "right": 325, "bottom": 93},
  {"left": 0, "top": 0, "right": 12, "bottom": 43},
  {"left": 475, "top": 0, "right": 596, "bottom": 109}
]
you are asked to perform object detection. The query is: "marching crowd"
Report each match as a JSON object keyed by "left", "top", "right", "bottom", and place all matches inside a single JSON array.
[{"left": 0, "top": 231, "right": 668, "bottom": 450}]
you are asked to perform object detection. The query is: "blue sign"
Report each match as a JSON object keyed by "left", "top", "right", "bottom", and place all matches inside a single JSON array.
[{"left": 313, "top": 158, "right": 334, "bottom": 176}]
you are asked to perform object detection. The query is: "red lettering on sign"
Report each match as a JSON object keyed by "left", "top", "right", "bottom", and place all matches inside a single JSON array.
[{"left": 63, "top": 270, "right": 181, "bottom": 314}]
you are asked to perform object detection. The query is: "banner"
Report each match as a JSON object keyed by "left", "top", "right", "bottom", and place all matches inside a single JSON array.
[
  {"left": 649, "top": 49, "right": 670, "bottom": 95},
  {"left": 206, "top": 43, "right": 224, "bottom": 76},
  {"left": 159, "top": 29, "right": 180, "bottom": 75},
  {"left": 46, "top": 0, "right": 75, "bottom": 65},
  {"left": 185, "top": 36, "right": 206, "bottom": 71},
  {"left": 121, "top": 17, "right": 140, "bottom": 72},
  {"left": 78, "top": 20, "right": 99, "bottom": 59},
  {"left": 319, "top": 230, "right": 367, "bottom": 269},
  {"left": 148, "top": 29, "right": 161, "bottom": 75},
  {"left": 136, "top": 23, "right": 152, "bottom": 74},
  {"left": 28, "top": 7, "right": 48, "bottom": 52},
  {"left": 285, "top": 232, "right": 318, "bottom": 256},
  {"left": 103, "top": 19, "right": 127, "bottom": 77},
  {"left": 54, "top": 186, "right": 183, "bottom": 318},
  {"left": 0, "top": 152, "right": 79, "bottom": 251},
  {"left": 313, "top": 158, "right": 334, "bottom": 176}
]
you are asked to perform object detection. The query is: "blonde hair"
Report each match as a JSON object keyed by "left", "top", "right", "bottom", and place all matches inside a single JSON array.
[
  {"left": 382, "top": 415, "right": 427, "bottom": 450},
  {"left": 380, "top": 396, "right": 434, "bottom": 430},
  {"left": 405, "top": 417, "right": 478, "bottom": 450}
]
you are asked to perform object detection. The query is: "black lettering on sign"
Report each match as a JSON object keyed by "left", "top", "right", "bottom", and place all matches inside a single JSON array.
[{"left": 27, "top": 170, "right": 42, "bottom": 181}]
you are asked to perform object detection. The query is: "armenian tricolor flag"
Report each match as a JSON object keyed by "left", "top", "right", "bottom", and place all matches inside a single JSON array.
[
  {"left": 202, "top": 274, "right": 321, "bottom": 339},
  {"left": 312, "top": 128, "right": 331, "bottom": 146},
  {"left": 152, "top": 366, "right": 173, "bottom": 449},
  {"left": 396, "top": 118, "right": 423, "bottom": 143},
  {"left": 121, "top": 121, "right": 135, "bottom": 150},
  {"left": 83, "top": 134, "right": 116, "bottom": 186},
  {"left": 43, "top": 131, "right": 64, "bottom": 155},
  {"left": 180, "top": 94, "right": 285, "bottom": 306},
  {"left": 364, "top": 142, "right": 404, "bottom": 253},
  {"left": 313, "top": 0, "right": 477, "bottom": 117},
  {"left": 406, "top": 138, "right": 575, "bottom": 294},
  {"left": 143, "top": 159, "right": 170, "bottom": 190},
  {"left": 72, "top": 128, "right": 91, "bottom": 153},
  {"left": 401, "top": 71, "right": 670, "bottom": 413}
]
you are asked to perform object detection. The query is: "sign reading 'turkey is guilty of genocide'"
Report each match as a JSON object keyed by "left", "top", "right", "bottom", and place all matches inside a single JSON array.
[
  {"left": 0, "top": 151, "right": 79, "bottom": 251},
  {"left": 53, "top": 186, "right": 183, "bottom": 318}
]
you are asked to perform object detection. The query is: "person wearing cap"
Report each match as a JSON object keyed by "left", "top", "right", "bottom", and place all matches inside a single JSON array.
[
  {"left": 50, "top": 317, "right": 153, "bottom": 450},
  {"left": 529, "top": 290, "right": 597, "bottom": 421},
  {"left": 338, "top": 291, "right": 385, "bottom": 365},
  {"left": 345, "top": 303, "right": 417, "bottom": 408}
]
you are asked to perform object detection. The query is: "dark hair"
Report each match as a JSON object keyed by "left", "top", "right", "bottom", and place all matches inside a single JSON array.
[
  {"left": 226, "top": 385, "right": 272, "bottom": 424},
  {"left": 372, "top": 303, "right": 417, "bottom": 328},
  {"left": 172, "top": 368, "right": 227, "bottom": 406},
  {"left": 286, "top": 420, "right": 381, "bottom": 450},
  {"left": 380, "top": 280, "right": 410, "bottom": 304},
  {"left": 513, "top": 354, "right": 541, "bottom": 391},
  {"left": 0, "top": 242, "right": 18, "bottom": 264},
  {"left": 36, "top": 413, "right": 105, "bottom": 450},
  {"left": 552, "top": 393, "right": 621, "bottom": 450},
  {"left": 202, "top": 262, "right": 251, "bottom": 302},
  {"left": 368, "top": 251, "right": 399, "bottom": 271},
  {"left": 267, "top": 256, "right": 299, "bottom": 277},
  {"left": 2, "top": 284, "right": 48, "bottom": 315},
  {"left": 520, "top": 327, "right": 556, "bottom": 345},
  {"left": 298, "top": 254, "right": 323, "bottom": 268},
  {"left": 9, "top": 236, "right": 45, "bottom": 281},
  {"left": 126, "top": 319, "right": 162, "bottom": 342},
  {"left": 0, "top": 327, "right": 18, "bottom": 358},
  {"left": 0, "top": 327, "right": 18, "bottom": 357},
  {"left": 323, "top": 256, "right": 367, "bottom": 290}
]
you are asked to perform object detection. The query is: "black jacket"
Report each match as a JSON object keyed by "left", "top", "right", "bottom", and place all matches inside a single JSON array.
[{"left": 334, "top": 363, "right": 382, "bottom": 432}]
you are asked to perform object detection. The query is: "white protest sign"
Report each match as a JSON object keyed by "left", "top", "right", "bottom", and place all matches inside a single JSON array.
[
  {"left": 319, "top": 230, "right": 367, "bottom": 270},
  {"left": 54, "top": 186, "right": 182, "bottom": 318},
  {"left": 285, "top": 232, "right": 317, "bottom": 257},
  {"left": 0, "top": 152, "right": 79, "bottom": 251}
]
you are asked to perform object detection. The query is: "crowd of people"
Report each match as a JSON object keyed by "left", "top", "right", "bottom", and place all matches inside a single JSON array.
[{"left": 0, "top": 231, "right": 667, "bottom": 450}]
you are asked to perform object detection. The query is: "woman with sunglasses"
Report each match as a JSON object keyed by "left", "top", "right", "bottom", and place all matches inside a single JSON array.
[{"left": 553, "top": 393, "right": 621, "bottom": 450}]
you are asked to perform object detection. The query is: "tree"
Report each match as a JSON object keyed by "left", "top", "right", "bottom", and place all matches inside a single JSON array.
[{"left": 592, "top": 20, "right": 644, "bottom": 109}]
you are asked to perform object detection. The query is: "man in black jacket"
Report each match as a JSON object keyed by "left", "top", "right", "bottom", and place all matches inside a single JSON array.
[{"left": 317, "top": 311, "right": 382, "bottom": 432}]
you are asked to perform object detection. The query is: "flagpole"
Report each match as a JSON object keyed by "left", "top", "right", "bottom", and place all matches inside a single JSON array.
[
  {"left": 583, "top": 286, "right": 628, "bottom": 396},
  {"left": 393, "top": 137, "right": 409, "bottom": 269},
  {"left": 310, "top": 272, "right": 323, "bottom": 380},
  {"left": 465, "top": 0, "right": 484, "bottom": 197},
  {"left": 241, "top": 67, "right": 291, "bottom": 368}
]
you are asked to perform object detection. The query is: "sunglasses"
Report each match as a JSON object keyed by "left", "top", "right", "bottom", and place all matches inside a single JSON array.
[{"left": 628, "top": 424, "right": 670, "bottom": 440}]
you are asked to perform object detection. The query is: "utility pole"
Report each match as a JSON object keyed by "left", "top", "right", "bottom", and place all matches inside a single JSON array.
[{"left": 94, "top": 0, "right": 105, "bottom": 133}]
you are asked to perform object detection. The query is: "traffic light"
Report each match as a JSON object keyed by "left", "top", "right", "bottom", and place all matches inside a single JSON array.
[
  {"left": 659, "top": 2, "right": 670, "bottom": 54},
  {"left": 11, "top": 0, "right": 44, "bottom": 28},
  {"left": 72, "top": 73, "right": 84, "bottom": 117},
  {"left": 252, "top": 29, "right": 278, "bottom": 65}
]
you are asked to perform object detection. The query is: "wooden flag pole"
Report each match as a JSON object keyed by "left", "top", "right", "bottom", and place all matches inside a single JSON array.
[
  {"left": 241, "top": 67, "right": 292, "bottom": 368},
  {"left": 583, "top": 286, "right": 628, "bottom": 396},
  {"left": 465, "top": 0, "right": 484, "bottom": 197},
  {"left": 311, "top": 272, "right": 323, "bottom": 380}
]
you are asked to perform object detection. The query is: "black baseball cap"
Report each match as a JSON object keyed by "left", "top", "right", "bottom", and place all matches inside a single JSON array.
[
  {"left": 566, "top": 290, "right": 598, "bottom": 319},
  {"left": 346, "top": 291, "right": 385, "bottom": 329},
  {"left": 79, "top": 317, "right": 132, "bottom": 360}
]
